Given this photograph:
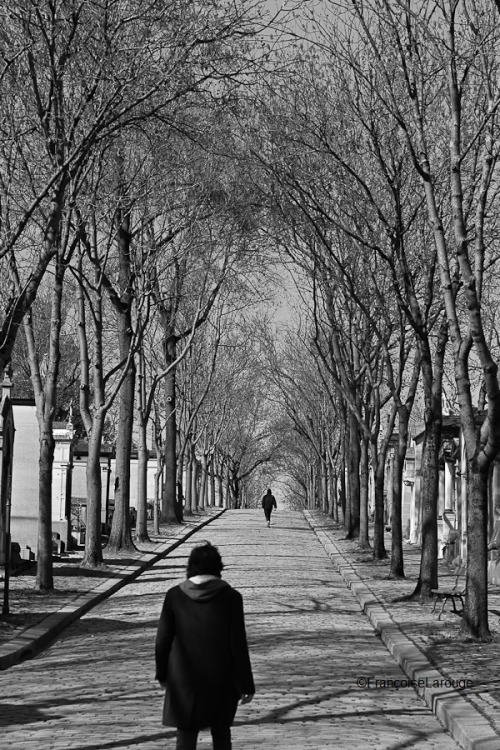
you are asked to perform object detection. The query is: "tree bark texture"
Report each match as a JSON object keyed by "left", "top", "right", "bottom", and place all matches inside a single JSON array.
[
  {"left": 346, "top": 415, "right": 360, "bottom": 538},
  {"left": 135, "top": 418, "right": 150, "bottom": 543},
  {"left": 27, "top": 251, "right": 65, "bottom": 591},
  {"left": 37, "top": 432, "right": 55, "bottom": 590},
  {"left": 359, "top": 436, "right": 370, "bottom": 549},
  {"left": 331, "top": 473, "right": 339, "bottom": 523},
  {"left": 108, "top": 333, "right": 135, "bottom": 551},
  {"left": 191, "top": 454, "right": 199, "bottom": 511},
  {"left": 413, "top": 420, "right": 440, "bottom": 597},
  {"left": 107, "top": 192, "right": 136, "bottom": 551},
  {"left": 217, "top": 460, "right": 224, "bottom": 508},
  {"left": 184, "top": 450, "right": 193, "bottom": 515},
  {"left": 412, "top": 326, "right": 446, "bottom": 598},
  {"left": 390, "top": 417, "right": 407, "bottom": 579},
  {"left": 82, "top": 421, "right": 104, "bottom": 567},
  {"left": 461, "top": 463, "right": 490, "bottom": 639},
  {"left": 209, "top": 459, "right": 216, "bottom": 507},
  {"left": 199, "top": 454, "right": 208, "bottom": 510},
  {"left": 162, "top": 337, "right": 180, "bottom": 523},
  {"left": 372, "top": 460, "right": 387, "bottom": 560}
]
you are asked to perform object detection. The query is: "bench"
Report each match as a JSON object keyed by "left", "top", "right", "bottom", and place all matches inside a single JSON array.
[{"left": 431, "top": 575, "right": 465, "bottom": 619}]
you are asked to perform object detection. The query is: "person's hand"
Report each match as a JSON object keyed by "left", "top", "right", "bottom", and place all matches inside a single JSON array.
[{"left": 240, "top": 694, "right": 254, "bottom": 704}]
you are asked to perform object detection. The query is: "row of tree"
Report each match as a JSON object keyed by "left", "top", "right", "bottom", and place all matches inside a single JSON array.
[
  {"left": 1, "top": 0, "right": 281, "bottom": 585},
  {"left": 4, "top": 0, "right": 500, "bottom": 643},
  {"left": 241, "top": 0, "right": 500, "bottom": 641}
]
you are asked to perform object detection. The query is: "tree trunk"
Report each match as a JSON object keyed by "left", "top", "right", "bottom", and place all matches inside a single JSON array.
[
  {"left": 27, "top": 251, "right": 65, "bottom": 591},
  {"left": 388, "top": 352, "right": 420, "bottom": 579},
  {"left": 460, "top": 462, "right": 490, "bottom": 639},
  {"left": 37, "top": 428, "right": 55, "bottom": 590},
  {"left": 152, "top": 415, "right": 163, "bottom": 535},
  {"left": 184, "top": 448, "right": 193, "bottom": 515},
  {"left": 153, "top": 466, "right": 161, "bottom": 536},
  {"left": 331, "top": 472, "right": 338, "bottom": 522},
  {"left": 225, "top": 468, "right": 230, "bottom": 509},
  {"left": 413, "top": 416, "right": 440, "bottom": 597},
  {"left": 359, "top": 435, "right": 370, "bottom": 549},
  {"left": 176, "top": 437, "right": 186, "bottom": 518},
  {"left": 135, "top": 418, "right": 149, "bottom": 543},
  {"left": 191, "top": 454, "right": 199, "bottom": 511},
  {"left": 217, "top": 460, "right": 224, "bottom": 507},
  {"left": 108, "top": 326, "right": 135, "bottom": 551},
  {"left": 82, "top": 419, "right": 104, "bottom": 567},
  {"left": 107, "top": 192, "right": 136, "bottom": 551},
  {"left": 200, "top": 453, "right": 207, "bottom": 510},
  {"left": 339, "top": 450, "right": 346, "bottom": 524},
  {"left": 372, "top": 458, "right": 387, "bottom": 559},
  {"left": 162, "top": 336, "right": 179, "bottom": 523},
  {"left": 390, "top": 415, "right": 407, "bottom": 578},
  {"left": 177, "top": 479, "right": 184, "bottom": 521},
  {"left": 321, "top": 457, "right": 328, "bottom": 514},
  {"left": 412, "top": 326, "right": 446, "bottom": 599},
  {"left": 209, "top": 458, "right": 216, "bottom": 507},
  {"left": 346, "top": 415, "right": 360, "bottom": 538},
  {"left": 230, "top": 469, "right": 239, "bottom": 508},
  {"left": 309, "top": 463, "right": 316, "bottom": 509}
]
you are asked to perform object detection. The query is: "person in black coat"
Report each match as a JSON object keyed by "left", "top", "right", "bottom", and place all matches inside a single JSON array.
[
  {"left": 261, "top": 488, "right": 277, "bottom": 527},
  {"left": 155, "top": 542, "right": 255, "bottom": 750}
]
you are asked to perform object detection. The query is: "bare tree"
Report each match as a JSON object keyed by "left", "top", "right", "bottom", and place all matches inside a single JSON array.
[
  {"left": 329, "top": 0, "right": 500, "bottom": 638},
  {"left": 21, "top": 219, "right": 80, "bottom": 589}
]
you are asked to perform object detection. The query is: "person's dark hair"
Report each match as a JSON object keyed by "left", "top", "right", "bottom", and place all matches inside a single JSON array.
[{"left": 186, "top": 542, "right": 224, "bottom": 578}]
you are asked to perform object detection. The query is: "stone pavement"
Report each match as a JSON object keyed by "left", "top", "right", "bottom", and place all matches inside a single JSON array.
[
  {"left": 0, "top": 509, "right": 479, "bottom": 750},
  {"left": 0, "top": 509, "right": 224, "bottom": 669}
]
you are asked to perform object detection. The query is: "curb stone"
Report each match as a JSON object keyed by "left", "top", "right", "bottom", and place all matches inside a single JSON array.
[
  {"left": 304, "top": 510, "right": 500, "bottom": 750},
  {"left": 0, "top": 509, "right": 225, "bottom": 671}
]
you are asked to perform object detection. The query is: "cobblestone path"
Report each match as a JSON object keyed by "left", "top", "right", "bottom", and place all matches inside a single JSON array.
[{"left": 1, "top": 510, "right": 460, "bottom": 749}]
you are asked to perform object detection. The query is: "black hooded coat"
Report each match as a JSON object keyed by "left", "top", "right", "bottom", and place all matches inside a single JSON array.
[{"left": 155, "top": 578, "right": 255, "bottom": 729}]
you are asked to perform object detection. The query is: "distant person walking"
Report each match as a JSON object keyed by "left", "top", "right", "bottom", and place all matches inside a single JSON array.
[
  {"left": 262, "top": 488, "right": 277, "bottom": 527},
  {"left": 155, "top": 542, "right": 255, "bottom": 750}
]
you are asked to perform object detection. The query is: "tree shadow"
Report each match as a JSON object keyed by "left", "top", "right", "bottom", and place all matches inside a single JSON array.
[
  {"left": 60, "top": 615, "right": 160, "bottom": 639},
  {"left": 69, "top": 730, "right": 175, "bottom": 750},
  {"left": 0, "top": 703, "right": 63, "bottom": 727},
  {"left": 233, "top": 691, "right": 451, "bottom": 750},
  {"left": 53, "top": 565, "right": 123, "bottom": 579}
]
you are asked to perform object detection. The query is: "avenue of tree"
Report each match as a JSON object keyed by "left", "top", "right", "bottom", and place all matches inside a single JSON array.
[{"left": 2, "top": 0, "right": 500, "bottom": 641}]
